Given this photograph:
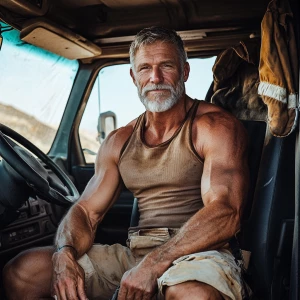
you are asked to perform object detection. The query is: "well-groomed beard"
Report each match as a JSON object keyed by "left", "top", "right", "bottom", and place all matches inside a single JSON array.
[{"left": 137, "top": 76, "right": 185, "bottom": 113}]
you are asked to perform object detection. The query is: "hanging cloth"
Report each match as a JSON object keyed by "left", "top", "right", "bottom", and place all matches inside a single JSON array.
[
  {"left": 211, "top": 39, "right": 267, "bottom": 121},
  {"left": 258, "top": 0, "right": 298, "bottom": 137}
]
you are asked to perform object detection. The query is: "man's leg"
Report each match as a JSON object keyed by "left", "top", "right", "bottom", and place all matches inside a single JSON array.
[
  {"left": 4, "top": 243, "right": 137, "bottom": 300},
  {"left": 157, "top": 249, "right": 244, "bottom": 300},
  {"left": 165, "top": 281, "right": 223, "bottom": 300},
  {"left": 3, "top": 246, "right": 54, "bottom": 300}
]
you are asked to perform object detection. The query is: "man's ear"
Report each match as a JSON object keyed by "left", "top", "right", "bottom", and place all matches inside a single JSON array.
[
  {"left": 183, "top": 62, "right": 190, "bottom": 82},
  {"left": 130, "top": 68, "right": 137, "bottom": 86}
]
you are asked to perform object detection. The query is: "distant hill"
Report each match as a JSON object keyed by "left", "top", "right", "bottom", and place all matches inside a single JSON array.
[{"left": 0, "top": 103, "right": 99, "bottom": 159}]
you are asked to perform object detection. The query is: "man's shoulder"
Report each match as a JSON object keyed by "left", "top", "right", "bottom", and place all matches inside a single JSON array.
[
  {"left": 103, "top": 118, "right": 138, "bottom": 153},
  {"left": 195, "top": 101, "right": 243, "bottom": 132},
  {"left": 191, "top": 101, "right": 248, "bottom": 158},
  {"left": 192, "top": 101, "right": 247, "bottom": 149}
]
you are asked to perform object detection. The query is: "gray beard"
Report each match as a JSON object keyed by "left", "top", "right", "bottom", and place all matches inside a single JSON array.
[{"left": 137, "top": 77, "right": 185, "bottom": 113}]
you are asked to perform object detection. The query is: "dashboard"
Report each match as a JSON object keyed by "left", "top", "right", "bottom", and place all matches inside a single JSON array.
[{"left": 0, "top": 196, "right": 62, "bottom": 255}]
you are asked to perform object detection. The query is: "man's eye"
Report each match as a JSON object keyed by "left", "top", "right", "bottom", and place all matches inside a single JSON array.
[{"left": 140, "top": 66, "right": 149, "bottom": 71}]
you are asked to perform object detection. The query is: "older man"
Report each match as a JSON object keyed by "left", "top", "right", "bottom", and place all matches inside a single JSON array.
[{"left": 4, "top": 27, "right": 249, "bottom": 300}]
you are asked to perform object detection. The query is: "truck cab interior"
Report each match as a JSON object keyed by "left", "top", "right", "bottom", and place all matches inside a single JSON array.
[{"left": 0, "top": 0, "right": 299, "bottom": 299}]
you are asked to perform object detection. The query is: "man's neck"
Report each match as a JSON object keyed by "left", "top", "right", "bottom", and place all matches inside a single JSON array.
[{"left": 143, "top": 95, "right": 192, "bottom": 146}]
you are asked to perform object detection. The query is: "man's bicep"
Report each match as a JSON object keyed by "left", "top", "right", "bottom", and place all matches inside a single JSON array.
[
  {"left": 201, "top": 159, "right": 248, "bottom": 206},
  {"left": 200, "top": 117, "right": 249, "bottom": 208}
]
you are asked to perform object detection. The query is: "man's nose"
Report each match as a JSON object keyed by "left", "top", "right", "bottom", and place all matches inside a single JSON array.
[{"left": 150, "top": 66, "right": 163, "bottom": 84}]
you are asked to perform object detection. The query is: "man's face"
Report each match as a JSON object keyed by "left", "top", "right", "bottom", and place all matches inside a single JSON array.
[{"left": 130, "top": 41, "right": 190, "bottom": 112}]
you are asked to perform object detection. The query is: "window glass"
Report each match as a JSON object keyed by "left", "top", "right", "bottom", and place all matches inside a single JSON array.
[
  {"left": 79, "top": 57, "right": 215, "bottom": 163},
  {"left": 0, "top": 22, "right": 79, "bottom": 153}
]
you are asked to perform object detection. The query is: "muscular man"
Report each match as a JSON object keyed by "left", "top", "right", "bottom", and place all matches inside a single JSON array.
[{"left": 4, "top": 27, "right": 249, "bottom": 300}]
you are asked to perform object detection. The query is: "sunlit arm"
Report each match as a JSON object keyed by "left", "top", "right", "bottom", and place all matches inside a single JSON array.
[{"left": 54, "top": 128, "right": 127, "bottom": 259}]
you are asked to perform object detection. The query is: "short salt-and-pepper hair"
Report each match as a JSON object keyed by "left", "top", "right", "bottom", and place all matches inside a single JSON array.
[{"left": 129, "top": 26, "right": 187, "bottom": 71}]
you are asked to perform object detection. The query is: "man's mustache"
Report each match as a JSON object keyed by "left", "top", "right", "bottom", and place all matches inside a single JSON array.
[{"left": 141, "top": 84, "right": 173, "bottom": 96}]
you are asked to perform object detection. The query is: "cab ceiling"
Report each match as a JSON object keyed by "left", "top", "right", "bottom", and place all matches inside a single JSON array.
[
  {"left": 0, "top": 0, "right": 270, "bottom": 38},
  {"left": 0, "top": 0, "right": 283, "bottom": 59},
  {"left": 60, "top": 0, "right": 162, "bottom": 9}
]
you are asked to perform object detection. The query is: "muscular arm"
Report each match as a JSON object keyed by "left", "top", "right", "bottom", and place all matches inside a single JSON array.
[
  {"left": 54, "top": 133, "right": 123, "bottom": 258},
  {"left": 52, "top": 126, "right": 132, "bottom": 300},
  {"left": 119, "top": 111, "right": 249, "bottom": 299}
]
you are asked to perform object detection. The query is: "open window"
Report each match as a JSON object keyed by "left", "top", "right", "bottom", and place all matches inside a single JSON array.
[{"left": 78, "top": 58, "right": 216, "bottom": 163}]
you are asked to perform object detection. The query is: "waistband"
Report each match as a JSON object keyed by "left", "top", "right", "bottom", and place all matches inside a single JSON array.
[
  {"left": 128, "top": 227, "right": 180, "bottom": 238},
  {"left": 127, "top": 227, "right": 180, "bottom": 259}
]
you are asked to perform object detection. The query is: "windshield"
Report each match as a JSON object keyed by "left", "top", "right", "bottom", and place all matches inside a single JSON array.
[{"left": 0, "top": 22, "right": 79, "bottom": 153}]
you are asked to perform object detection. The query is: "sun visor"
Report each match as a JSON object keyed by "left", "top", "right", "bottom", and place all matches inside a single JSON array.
[{"left": 20, "top": 19, "right": 102, "bottom": 60}]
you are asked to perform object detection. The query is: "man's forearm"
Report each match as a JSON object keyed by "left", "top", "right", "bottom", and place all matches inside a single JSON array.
[
  {"left": 141, "top": 201, "right": 240, "bottom": 276},
  {"left": 55, "top": 203, "right": 96, "bottom": 258}
]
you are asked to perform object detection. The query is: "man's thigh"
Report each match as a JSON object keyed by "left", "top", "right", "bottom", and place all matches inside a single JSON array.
[
  {"left": 157, "top": 249, "right": 244, "bottom": 300},
  {"left": 77, "top": 243, "right": 137, "bottom": 300},
  {"left": 165, "top": 281, "right": 223, "bottom": 300},
  {"left": 4, "top": 246, "right": 54, "bottom": 299}
]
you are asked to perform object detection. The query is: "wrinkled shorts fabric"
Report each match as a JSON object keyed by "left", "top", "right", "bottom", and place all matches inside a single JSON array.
[
  {"left": 77, "top": 243, "right": 136, "bottom": 300},
  {"left": 157, "top": 249, "right": 244, "bottom": 300},
  {"left": 77, "top": 228, "right": 244, "bottom": 300}
]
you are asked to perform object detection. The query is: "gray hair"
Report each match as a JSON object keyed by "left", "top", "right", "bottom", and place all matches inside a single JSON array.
[{"left": 129, "top": 26, "right": 187, "bottom": 71}]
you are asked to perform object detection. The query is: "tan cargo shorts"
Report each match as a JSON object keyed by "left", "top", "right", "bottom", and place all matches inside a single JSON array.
[{"left": 77, "top": 228, "right": 244, "bottom": 300}]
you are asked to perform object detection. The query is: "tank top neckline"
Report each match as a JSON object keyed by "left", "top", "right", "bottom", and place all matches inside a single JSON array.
[{"left": 139, "top": 100, "right": 199, "bottom": 148}]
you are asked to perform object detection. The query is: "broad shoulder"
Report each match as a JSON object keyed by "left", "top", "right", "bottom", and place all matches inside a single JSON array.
[
  {"left": 193, "top": 101, "right": 248, "bottom": 158},
  {"left": 196, "top": 101, "right": 243, "bottom": 131}
]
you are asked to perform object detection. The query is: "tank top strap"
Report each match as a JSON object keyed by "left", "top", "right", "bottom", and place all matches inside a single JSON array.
[
  {"left": 190, "top": 99, "right": 200, "bottom": 119},
  {"left": 178, "top": 100, "right": 201, "bottom": 154},
  {"left": 191, "top": 99, "right": 201, "bottom": 119},
  {"left": 133, "top": 112, "right": 146, "bottom": 132},
  {"left": 182, "top": 100, "right": 200, "bottom": 130},
  {"left": 119, "top": 112, "right": 145, "bottom": 159}
]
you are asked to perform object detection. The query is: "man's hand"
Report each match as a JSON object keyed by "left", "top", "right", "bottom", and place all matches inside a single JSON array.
[
  {"left": 51, "top": 250, "right": 88, "bottom": 300},
  {"left": 118, "top": 262, "right": 158, "bottom": 300}
]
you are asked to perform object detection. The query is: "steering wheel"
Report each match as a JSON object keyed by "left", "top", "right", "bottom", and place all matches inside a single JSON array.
[{"left": 0, "top": 123, "right": 79, "bottom": 207}]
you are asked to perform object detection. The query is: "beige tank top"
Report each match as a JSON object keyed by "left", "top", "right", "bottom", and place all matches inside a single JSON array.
[{"left": 119, "top": 100, "right": 204, "bottom": 230}]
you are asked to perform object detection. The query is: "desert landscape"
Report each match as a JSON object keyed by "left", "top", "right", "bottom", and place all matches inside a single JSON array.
[{"left": 0, "top": 103, "right": 99, "bottom": 160}]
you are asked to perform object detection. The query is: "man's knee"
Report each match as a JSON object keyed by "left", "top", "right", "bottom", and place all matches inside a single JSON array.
[
  {"left": 165, "top": 281, "right": 223, "bottom": 300},
  {"left": 4, "top": 249, "right": 32, "bottom": 288},
  {"left": 3, "top": 246, "right": 54, "bottom": 299}
]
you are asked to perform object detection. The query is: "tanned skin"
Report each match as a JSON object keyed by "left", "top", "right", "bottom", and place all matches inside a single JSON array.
[{"left": 4, "top": 41, "right": 249, "bottom": 300}]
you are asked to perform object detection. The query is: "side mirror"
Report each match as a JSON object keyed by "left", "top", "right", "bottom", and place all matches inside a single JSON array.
[{"left": 97, "top": 111, "right": 117, "bottom": 141}]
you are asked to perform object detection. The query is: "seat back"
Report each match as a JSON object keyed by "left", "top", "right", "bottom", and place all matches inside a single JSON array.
[{"left": 241, "top": 125, "right": 295, "bottom": 300}]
